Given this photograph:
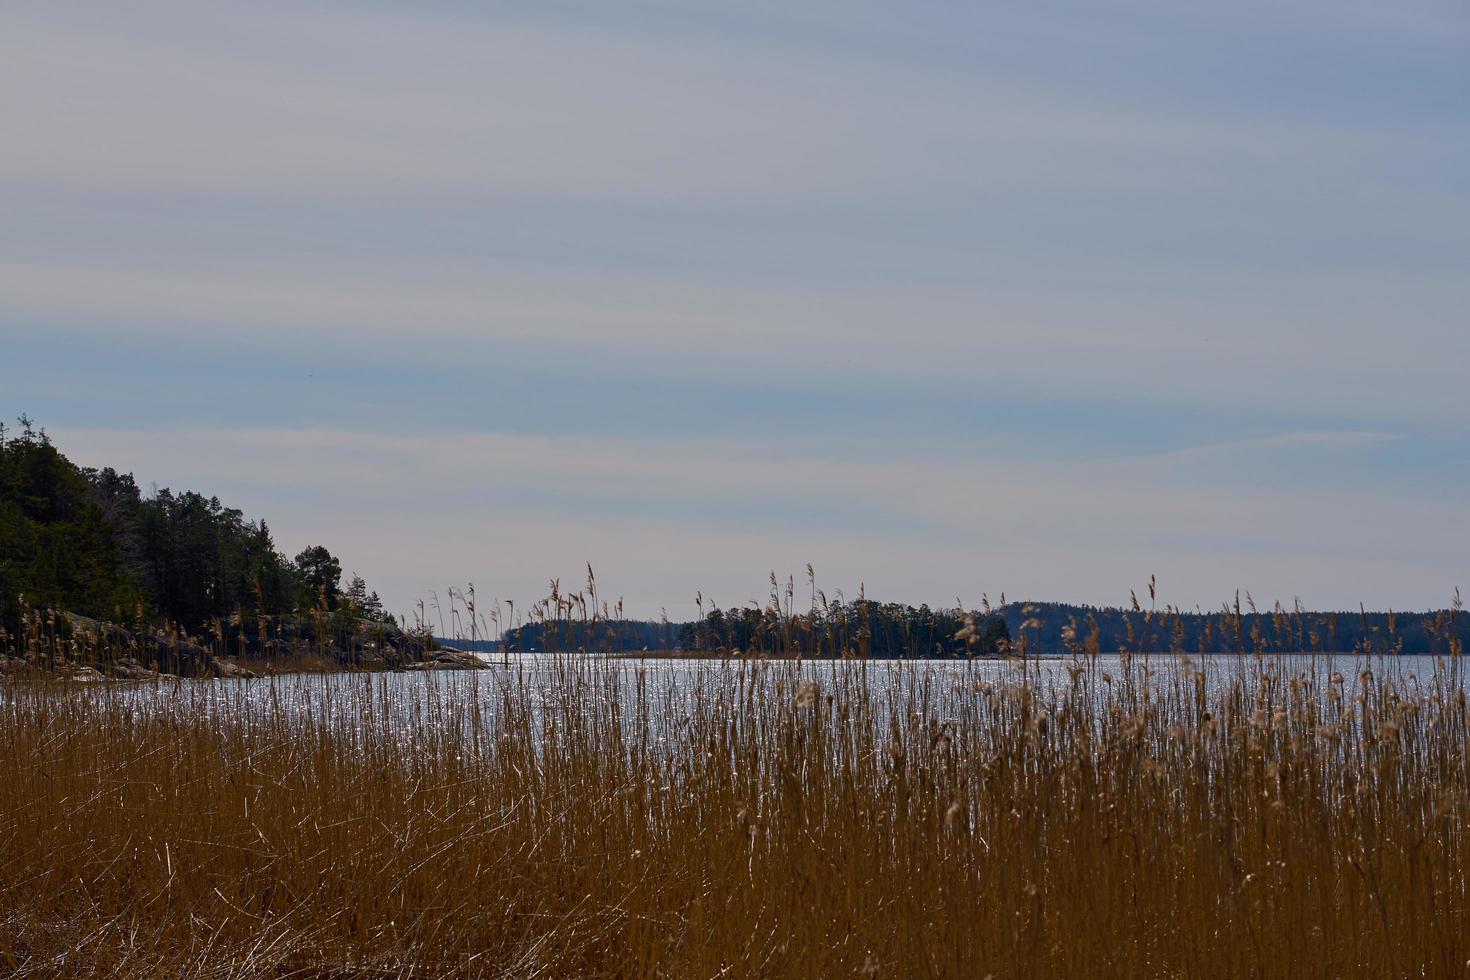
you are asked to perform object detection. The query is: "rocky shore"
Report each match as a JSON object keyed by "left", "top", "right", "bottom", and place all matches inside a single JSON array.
[{"left": 1, "top": 611, "right": 491, "bottom": 679}]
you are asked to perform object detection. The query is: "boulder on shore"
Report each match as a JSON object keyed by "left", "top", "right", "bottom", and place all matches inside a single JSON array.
[
  {"left": 401, "top": 648, "right": 490, "bottom": 671},
  {"left": 210, "top": 658, "right": 258, "bottom": 679},
  {"left": 107, "top": 659, "right": 162, "bottom": 681}
]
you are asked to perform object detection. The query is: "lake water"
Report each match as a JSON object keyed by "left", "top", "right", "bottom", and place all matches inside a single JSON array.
[{"left": 27, "top": 651, "right": 1465, "bottom": 734}]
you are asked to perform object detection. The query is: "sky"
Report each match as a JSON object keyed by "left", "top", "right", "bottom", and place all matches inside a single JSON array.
[{"left": 3, "top": 0, "right": 1468, "bottom": 621}]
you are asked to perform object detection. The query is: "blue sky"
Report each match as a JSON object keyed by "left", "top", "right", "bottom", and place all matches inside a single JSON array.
[{"left": 2, "top": 0, "right": 1467, "bottom": 618}]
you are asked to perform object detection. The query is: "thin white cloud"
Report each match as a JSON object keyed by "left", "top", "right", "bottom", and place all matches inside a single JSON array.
[
  {"left": 5, "top": 257, "right": 1466, "bottom": 428},
  {"left": 0, "top": 0, "right": 1385, "bottom": 205},
  {"left": 640, "top": 0, "right": 1470, "bottom": 47},
  {"left": 1142, "top": 430, "right": 1403, "bottom": 464}
]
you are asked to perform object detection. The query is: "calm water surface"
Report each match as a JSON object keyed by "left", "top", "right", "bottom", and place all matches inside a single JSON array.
[{"left": 46, "top": 652, "right": 1468, "bottom": 733}]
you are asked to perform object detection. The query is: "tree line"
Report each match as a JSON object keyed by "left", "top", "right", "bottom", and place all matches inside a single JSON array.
[
  {"left": 501, "top": 602, "right": 1010, "bottom": 658},
  {"left": 500, "top": 589, "right": 1467, "bottom": 658},
  {"left": 501, "top": 594, "right": 1469, "bottom": 658},
  {"left": 1001, "top": 598, "right": 1468, "bottom": 656},
  {"left": 0, "top": 416, "right": 386, "bottom": 636}
]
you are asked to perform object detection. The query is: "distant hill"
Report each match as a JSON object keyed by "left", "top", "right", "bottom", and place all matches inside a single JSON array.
[{"left": 998, "top": 600, "right": 1467, "bottom": 656}]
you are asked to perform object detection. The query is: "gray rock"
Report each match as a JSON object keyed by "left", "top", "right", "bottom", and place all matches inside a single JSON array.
[
  {"left": 209, "top": 658, "right": 258, "bottom": 679},
  {"left": 106, "top": 659, "right": 162, "bottom": 681}
]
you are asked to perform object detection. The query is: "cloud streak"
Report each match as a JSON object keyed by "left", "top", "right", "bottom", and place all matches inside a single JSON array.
[{"left": 1, "top": 1, "right": 1345, "bottom": 204}]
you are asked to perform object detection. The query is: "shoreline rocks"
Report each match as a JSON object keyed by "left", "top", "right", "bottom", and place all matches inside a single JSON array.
[{"left": 400, "top": 648, "right": 491, "bottom": 671}]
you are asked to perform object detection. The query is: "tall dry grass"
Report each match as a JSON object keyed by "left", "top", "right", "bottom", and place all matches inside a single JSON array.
[{"left": 1, "top": 650, "right": 1467, "bottom": 978}]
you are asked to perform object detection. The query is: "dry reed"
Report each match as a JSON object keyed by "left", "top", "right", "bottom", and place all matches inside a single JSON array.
[{"left": 1, "top": 649, "right": 1467, "bottom": 978}]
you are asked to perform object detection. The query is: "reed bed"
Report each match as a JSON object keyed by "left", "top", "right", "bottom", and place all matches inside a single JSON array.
[{"left": 1, "top": 652, "right": 1467, "bottom": 978}]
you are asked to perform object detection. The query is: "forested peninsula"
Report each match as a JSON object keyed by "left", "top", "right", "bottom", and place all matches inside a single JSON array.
[{"left": 0, "top": 416, "right": 444, "bottom": 675}]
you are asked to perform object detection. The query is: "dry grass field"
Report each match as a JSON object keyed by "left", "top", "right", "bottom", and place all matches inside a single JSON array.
[{"left": 2, "top": 644, "right": 1467, "bottom": 978}]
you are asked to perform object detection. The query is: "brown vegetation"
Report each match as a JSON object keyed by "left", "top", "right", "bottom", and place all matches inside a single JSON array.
[{"left": 1, "top": 647, "right": 1467, "bottom": 978}]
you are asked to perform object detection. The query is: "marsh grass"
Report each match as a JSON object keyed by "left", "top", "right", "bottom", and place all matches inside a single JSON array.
[{"left": 1, "top": 648, "right": 1467, "bottom": 978}]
